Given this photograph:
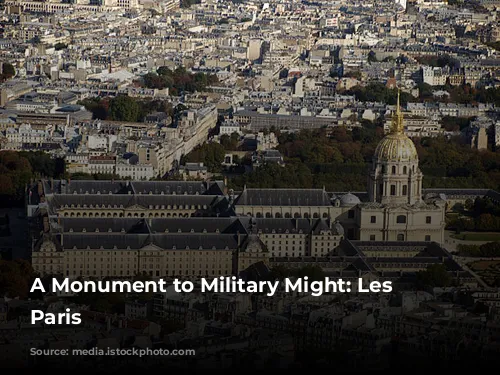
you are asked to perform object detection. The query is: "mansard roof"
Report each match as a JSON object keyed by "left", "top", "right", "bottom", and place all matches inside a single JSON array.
[
  {"left": 51, "top": 217, "right": 341, "bottom": 236},
  {"left": 59, "top": 233, "right": 239, "bottom": 251},
  {"left": 235, "top": 188, "right": 332, "bottom": 206},
  {"left": 42, "top": 179, "right": 225, "bottom": 196},
  {"left": 47, "top": 194, "right": 223, "bottom": 210}
]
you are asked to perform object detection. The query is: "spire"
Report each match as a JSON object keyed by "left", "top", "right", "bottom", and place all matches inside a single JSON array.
[{"left": 391, "top": 88, "right": 404, "bottom": 134}]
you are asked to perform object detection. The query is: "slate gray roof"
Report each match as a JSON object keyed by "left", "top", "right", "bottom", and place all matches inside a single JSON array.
[
  {"left": 235, "top": 188, "right": 332, "bottom": 206},
  {"left": 42, "top": 179, "right": 225, "bottom": 196},
  {"left": 51, "top": 217, "right": 341, "bottom": 236},
  {"left": 59, "top": 233, "right": 238, "bottom": 250},
  {"left": 148, "top": 217, "right": 241, "bottom": 234},
  {"left": 55, "top": 218, "right": 149, "bottom": 233},
  {"left": 47, "top": 194, "right": 222, "bottom": 210}
]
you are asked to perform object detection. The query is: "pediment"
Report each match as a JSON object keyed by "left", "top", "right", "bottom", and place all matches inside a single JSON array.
[
  {"left": 140, "top": 243, "right": 163, "bottom": 251},
  {"left": 126, "top": 204, "right": 147, "bottom": 210}
]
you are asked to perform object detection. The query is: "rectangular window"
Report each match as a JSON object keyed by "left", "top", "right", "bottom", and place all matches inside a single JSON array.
[
  {"left": 425, "top": 235, "right": 431, "bottom": 242},
  {"left": 370, "top": 235, "right": 376, "bottom": 241},
  {"left": 426, "top": 216, "right": 432, "bottom": 224},
  {"left": 402, "top": 185, "right": 407, "bottom": 196},
  {"left": 370, "top": 216, "right": 376, "bottom": 223},
  {"left": 348, "top": 210, "right": 354, "bottom": 219},
  {"left": 390, "top": 185, "right": 396, "bottom": 196}
]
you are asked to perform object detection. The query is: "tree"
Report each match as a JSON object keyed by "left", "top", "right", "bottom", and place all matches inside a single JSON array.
[
  {"left": 0, "top": 151, "right": 33, "bottom": 205},
  {"left": 291, "top": 265, "right": 325, "bottom": 281},
  {"left": 18, "top": 151, "right": 63, "bottom": 178},
  {"left": 0, "top": 259, "right": 35, "bottom": 298},
  {"left": 183, "top": 142, "right": 226, "bottom": 172},
  {"left": 54, "top": 42, "right": 67, "bottom": 50},
  {"left": 109, "top": 95, "right": 141, "bottom": 122},
  {"left": 416, "top": 264, "right": 452, "bottom": 288},
  {"left": 2, "top": 63, "right": 15, "bottom": 79},
  {"left": 78, "top": 97, "right": 109, "bottom": 120},
  {"left": 367, "top": 51, "right": 378, "bottom": 63},
  {"left": 269, "top": 265, "right": 290, "bottom": 280},
  {"left": 180, "top": 0, "right": 201, "bottom": 8}
]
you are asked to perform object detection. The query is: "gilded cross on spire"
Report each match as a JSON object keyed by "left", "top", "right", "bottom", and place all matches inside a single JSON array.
[{"left": 391, "top": 89, "right": 404, "bottom": 134}]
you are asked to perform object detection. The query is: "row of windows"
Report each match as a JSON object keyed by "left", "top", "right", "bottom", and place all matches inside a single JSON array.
[
  {"left": 252, "top": 212, "right": 329, "bottom": 218},
  {"left": 369, "top": 234, "right": 432, "bottom": 241},
  {"left": 382, "top": 165, "right": 415, "bottom": 175},
  {"left": 62, "top": 212, "right": 194, "bottom": 218},
  {"left": 370, "top": 215, "right": 433, "bottom": 224}
]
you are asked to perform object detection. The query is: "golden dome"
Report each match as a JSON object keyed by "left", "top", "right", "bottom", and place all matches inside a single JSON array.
[
  {"left": 374, "top": 132, "right": 419, "bottom": 162},
  {"left": 374, "top": 89, "right": 419, "bottom": 162}
]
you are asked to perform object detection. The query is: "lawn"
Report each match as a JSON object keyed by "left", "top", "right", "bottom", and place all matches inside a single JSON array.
[
  {"left": 468, "top": 260, "right": 500, "bottom": 271},
  {"left": 451, "top": 233, "right": 500, "bottom": 241}
]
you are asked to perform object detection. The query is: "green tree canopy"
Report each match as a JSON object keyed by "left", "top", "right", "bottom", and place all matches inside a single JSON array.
[
  {"left": 416, "top": 264, "right": 452, "bottom": 288},
  {"left": 0, "top": 259, "right": 35, "bottom": 298},
  {"left": 109, "top": 95, "right": 141, "bottom": 122},
  {"left": 183, "top": 142, "right": 226, "bottom": 172}
]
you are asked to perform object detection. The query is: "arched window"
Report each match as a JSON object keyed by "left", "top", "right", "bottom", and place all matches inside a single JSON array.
[
  {"left": 294, "top": 213, "right": 301, "bottom": 218},
  {"left": 396, "top": 215, "right": 406, "bottom": 224},
  {"left": 397, "top": 234, "right": 405, "bottom": 241},
  {"left": 392, "top": 166, "right": 396, "bottom": 174},
  {"left": 275, "top": 213, "right": 282, "bottom": 218},
  {"left": 265, "top": 212, "right": 272, "bottom": 218},
  {"left": 313, "top": 213, "right": 319, "bottom": 218},
  {"left": 256, "top": 212, "right": 262, "bottom": 218},
  {"left": 285, "top": 213, "right": 291, "bottom": 218}
]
